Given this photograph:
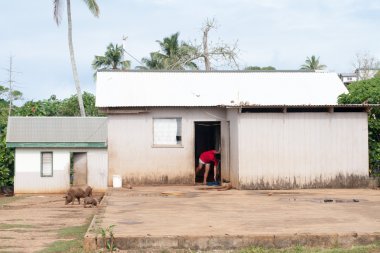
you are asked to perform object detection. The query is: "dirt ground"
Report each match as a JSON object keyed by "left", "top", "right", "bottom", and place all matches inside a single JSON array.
[
  {"left": 1, "top": 187, "right": 380, "bottom": 252},
  {"left": 0, "top": 193, "right": 102, "bottom": 253},
  {"left": 87, "top": 187, "right": 380, "bottom": 251}
]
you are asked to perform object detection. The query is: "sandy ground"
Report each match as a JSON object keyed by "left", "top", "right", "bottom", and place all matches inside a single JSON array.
[
  {"left": 1, "top": 187, "right": 380, "bottom": 252},
  {"left": 0, "top": 193, "right": 101, "bottom": 253},
  {"left": 98, "top": 187, "right": 380, "bottom": 236},
  {"left": 86, "top": 186, "right": 380, "bottom": 251}
]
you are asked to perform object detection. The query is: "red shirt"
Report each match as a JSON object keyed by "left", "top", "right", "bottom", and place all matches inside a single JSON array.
[{"left": 200, "top": 150, "right": 219, "bottom": 167}]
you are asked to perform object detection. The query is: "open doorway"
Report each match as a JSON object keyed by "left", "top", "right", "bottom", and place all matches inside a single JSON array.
[
  {"left": 194, "top": 121, "right": 221, "bottom": 183},
  {"left": 70, "top": 152, "right": 88, "bottom": 186}
]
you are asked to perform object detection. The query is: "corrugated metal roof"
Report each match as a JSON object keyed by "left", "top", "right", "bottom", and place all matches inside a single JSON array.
[
  {"left": 96, "top": 71, "right": 348, "bottom": 107},
  {"left": 6, "top": 117, "right": 107, "bottom": 143}
]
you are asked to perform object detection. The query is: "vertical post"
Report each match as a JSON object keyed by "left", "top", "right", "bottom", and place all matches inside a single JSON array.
[{"left": 8, "top": 56, "right": 14, "bottom": 116}]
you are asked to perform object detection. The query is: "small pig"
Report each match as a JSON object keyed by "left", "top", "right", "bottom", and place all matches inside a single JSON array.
[
  {"left": 64, "top": 186, "right": 93, "bottom": 205},
  {"left": 83, "top": 196, "right": 98, "bottom": 208}
]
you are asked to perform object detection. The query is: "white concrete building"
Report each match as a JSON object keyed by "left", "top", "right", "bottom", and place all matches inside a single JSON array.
[
  {"left": 6, "top": 117, "right": 108, "bottom": 193},
  {"left": 338, "top": 73, "right": 358, "bottom": 86},
  {"left": 96, "top": 71, "right": 370, "bottom": 189}
]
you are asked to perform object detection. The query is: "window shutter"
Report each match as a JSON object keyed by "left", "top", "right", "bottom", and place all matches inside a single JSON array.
[
  {"left": 41, "top": 152, "right": 53, "bottom": 177},
  {"left": 154, "top": 119, "right": 178, "bottom": 145}
]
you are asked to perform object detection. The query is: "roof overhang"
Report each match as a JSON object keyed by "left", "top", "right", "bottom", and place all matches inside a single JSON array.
[
  {"left": 227, "top": 104, "right": 374, "bottom": 113},
  {"left": 6, "top": 142, "right": 107, "bottom": 148},
  {"left": 98, "top": 104, "right": 375, "bottom": 114}
]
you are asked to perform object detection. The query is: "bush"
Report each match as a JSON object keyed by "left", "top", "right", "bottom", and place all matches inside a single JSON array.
[{"left": 338, "top": 77, "right": 380, "bottom": 176}]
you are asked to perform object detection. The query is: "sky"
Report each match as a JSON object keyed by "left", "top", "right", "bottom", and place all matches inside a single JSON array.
[{"left": 1, "top": 0, "right": 380, "bottom": 103}]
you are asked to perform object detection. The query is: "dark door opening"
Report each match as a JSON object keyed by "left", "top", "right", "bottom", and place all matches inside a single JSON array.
[{"left": 194, "top": 121, "right": 221, "bottom": 183}]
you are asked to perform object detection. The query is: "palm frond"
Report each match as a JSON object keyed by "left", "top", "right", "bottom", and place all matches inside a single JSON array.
[
  {"left": 82, "top": 0, "right": 100, "bottom": 17},
  {"left": 121, "top": 61, "right": 131, "bottom": 70},
  {"left": 300, "top": 55, "right": 326, "bottom": 70},
  {"left": 93, "top": 43, "right": 131, "bottom": 73},
  {"left": 53, "top": 0, "right": 63, "bottom": 25}
]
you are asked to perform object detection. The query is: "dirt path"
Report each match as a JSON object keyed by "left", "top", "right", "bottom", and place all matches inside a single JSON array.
[{"left": 0, "top": 194, "right": 101, "bottom": 253}]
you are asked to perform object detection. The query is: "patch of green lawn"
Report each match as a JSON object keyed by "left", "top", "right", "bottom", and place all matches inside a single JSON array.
[
  {"left": 38, "top": 216, "right": 93, "bottom": 253},
  {"left": 0, "top": 223, "right": 35, "bottom": 229},
  {"left": 37, "top": 239, "right": 84, "bottom": 253},
  {"left": 239, "top": 243, "right": 380, "bottom": 253},
  {"left": 0, "top": 196, "right": 24, "bottom": 207}
]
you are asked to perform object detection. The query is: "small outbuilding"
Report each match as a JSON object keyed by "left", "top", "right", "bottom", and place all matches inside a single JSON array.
[
  {"left": 6, "top": 117, "right": 108, "bottom": 194},
  {"left": 96, "top": 70, "right": 370, "bottom": 189}
]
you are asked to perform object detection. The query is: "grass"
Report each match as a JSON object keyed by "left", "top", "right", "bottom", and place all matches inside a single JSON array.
[
  {"left": 37, "top": 239, "right": 84, "bottom": 253},
  {"left": 0, "top": 223, "right": 35, "bottom": 229},
  {"left": 239, "top": 242, "right": 380, "bottom": 253},
  {"left": 0, "top": 195, "right": 24, "bottom": 207},
  {"left": 37, "top": 216, "right": 93, "bottom": 253}
]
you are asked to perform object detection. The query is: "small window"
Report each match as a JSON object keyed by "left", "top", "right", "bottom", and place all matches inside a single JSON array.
[
  {"left": 41, "top": 152, "right": 53, "bottom": 177},
  {"left": 153, "top": 118, "right": 182, "bottom": 146}
]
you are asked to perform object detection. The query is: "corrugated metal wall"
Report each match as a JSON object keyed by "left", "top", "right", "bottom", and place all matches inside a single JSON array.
[
  {"left": 107, "top": 108, "right": 226, "bottom": 186},
  {"left": 226, "top": 109, "right": 240, "bottom": 188},
  {"left": 87, "top": 149, "right": 108, "bottom": 191},
  {"left": 220, "top": 121, "right": 230, "bottom": 182},
  {"left": 14, "top": 148, "right": 108, "bottom": 193},
  {"left": 237, "top": 112, "right": 369, "bottom": 189}
]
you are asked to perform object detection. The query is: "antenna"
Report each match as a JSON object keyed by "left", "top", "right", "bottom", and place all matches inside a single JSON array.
[
  {"left": 5, "top": 56, "right": 16, "bottom": 116},
  {"left": 121, "top": 35, "right": 144, "bottom": 66}
]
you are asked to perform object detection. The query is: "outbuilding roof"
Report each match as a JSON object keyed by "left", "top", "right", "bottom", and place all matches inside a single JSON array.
[
  {"left": 6, "top": 117, "right": 107, "bottom": 148},
  {"left": 96, "top": 70, "right": 348, "bottom": 107}
]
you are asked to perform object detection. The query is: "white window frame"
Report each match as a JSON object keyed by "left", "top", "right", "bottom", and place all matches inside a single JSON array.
[
  {"left": 153, "top": 118, "right": 182, "bottom": 147},
  {"left": 41, "top": 152, "right": 53, "bottom": 177}
]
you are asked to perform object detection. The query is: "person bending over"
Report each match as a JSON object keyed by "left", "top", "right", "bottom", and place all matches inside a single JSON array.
[{"left": 195, "top": 150, "right": 220, "bottom": 184}]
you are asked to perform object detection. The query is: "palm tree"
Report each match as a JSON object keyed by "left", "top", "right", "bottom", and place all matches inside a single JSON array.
[
  {"left": 54, "top": 0, "right": 100, "bottom": 117},
  {"left": 300, "top": 55, "right": 326, "bottom": 71},
  {"left": 140, "top": 32, "right": 198, "bottom": 70},
  {"left": 92, "top": 43, "right": 131, "bottom": 74}
]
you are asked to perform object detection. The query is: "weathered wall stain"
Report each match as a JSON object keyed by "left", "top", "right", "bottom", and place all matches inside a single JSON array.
[
  {"left": 121, "top": 174, "right": 194, "bottom": 185},
  {"left": 240, "top": 173, "right": 369, "bottom": 190}
]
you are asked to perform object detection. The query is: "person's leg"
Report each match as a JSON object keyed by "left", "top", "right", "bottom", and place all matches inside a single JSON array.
[
  {"left": 195, "top": 163, "right": 203, "bottom": 174},
  {"left": 203, "top": 164, "right": 210, "bottom": 184},
  {"left": 214, "top": 164, "right": 217, "bottom": 182}
]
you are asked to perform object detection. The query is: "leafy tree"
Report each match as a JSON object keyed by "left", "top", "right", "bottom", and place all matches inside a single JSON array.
[
  {"left": 245, "top": 66, "right": 276, "bottom": 71},
  {"left": 0, "top": 128, "right": 14, "bottom": 187},
  {"left": 53, "top": 0, "right": 100, "bottom": 117},
  {"left": 300, "top": 55, "right": 326, "bottom": 71},
  {"left": 60, "top": 92, "right": 102, "bottom": 116},
  {"left": 14, "top": 92, "right": 102, "bottom": 117},
  {"left": 15, "top": 95, "right": 61, "bottom": 117},
  {"left": 338, "top": 77, "right": 380, "bottom": 176},
  {"left": 92, "top": 43, "right": 131, "bottom": 75},
  {"left": 140, "top": 32, "right": 198, "bottom": 70}
]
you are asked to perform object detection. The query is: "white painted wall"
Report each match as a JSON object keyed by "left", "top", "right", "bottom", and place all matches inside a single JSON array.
[
  {"left": 342, "top": 76, "right": 358, "bottom": 83},
  {"left": 14, "top": 148, "right": 107, "bottom": 193},
  {"left": 237, "top": 113, "right": 369, "bottom": 189},
  {"left": 107, "top": 108, "right": 226, "bottom": 186},
  {"left": 15, "top": 149, "right": 70, "bottom": 193}
]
